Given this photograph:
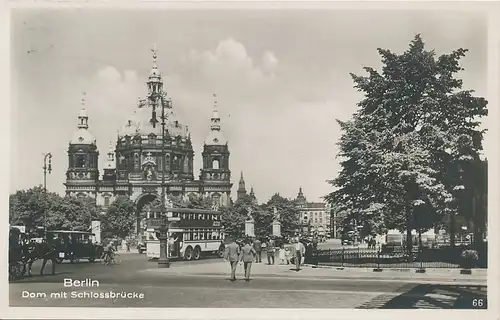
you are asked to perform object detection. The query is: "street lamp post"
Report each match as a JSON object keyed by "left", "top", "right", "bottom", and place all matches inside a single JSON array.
[
  {"left": 43, "top": 153, "right": 52, "bottom": 230},
  {"left": 157, "top": 96, "right": 170, "bottom": 268}
]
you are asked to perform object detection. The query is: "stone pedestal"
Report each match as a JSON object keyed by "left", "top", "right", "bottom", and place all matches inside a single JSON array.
[
  {"left": 245, "top": 219, "right": 255, "bottom": 237},
  {"left": 91, "top": 220, "right": 101, "bottom": 244},
  {"left": 272, "top": 220, "right": 281, "bottom": 237}
]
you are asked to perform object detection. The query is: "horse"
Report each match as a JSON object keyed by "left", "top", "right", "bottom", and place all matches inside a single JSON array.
[{"left": 21, "top": 241, "right": 58, "bottom": 276}]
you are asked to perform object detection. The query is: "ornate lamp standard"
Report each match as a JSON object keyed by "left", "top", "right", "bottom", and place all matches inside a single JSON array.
[
  {"left": 157, "top": 96, "right": 171, "bottom": 268},
  {"left": 43, "top": 153, "right": 52, "bottom": 230}
]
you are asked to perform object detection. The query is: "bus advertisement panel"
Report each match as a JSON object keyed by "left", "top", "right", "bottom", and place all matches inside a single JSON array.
[{"left": 144, "top": 208, "right": 225, "bottom": 261}]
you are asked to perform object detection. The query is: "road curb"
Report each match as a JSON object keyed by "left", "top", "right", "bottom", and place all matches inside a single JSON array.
[
  {"left": 306, "top": 264, "right": 487, "bottom": 275},
  {"left": 139, "top": 269, "right": 487, "bottom": 285}
]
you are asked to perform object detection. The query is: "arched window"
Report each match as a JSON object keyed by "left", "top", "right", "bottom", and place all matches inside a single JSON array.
[
  {"left": 76, "top": 155, "right": 86, "bottom": 168},
  {"left": 212, "top": 159, "right": 220, "bottom": 170},
  {"left": 104, "top": 197, "right": 110, "bottom": 206}
]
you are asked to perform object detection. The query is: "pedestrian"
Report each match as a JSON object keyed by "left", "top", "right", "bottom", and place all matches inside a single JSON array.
[
  {"left": 40, "top": 238, "right": 57, "bottom": 276},
  {"left": 253, "top": 237, "right": 262, "bottom": 263},
  {"left": 266, "top": 237, "right": 276, "bottom": 265},
  {"left": 223, "top": 237, "right": 241, "bottom": 281},
  {"left": 294, "top": 237, "right": 306, "bottom": 271},
  {"left": 240, "top": 239, "right": 257, "bottom": 281},
  {"left": 278, "top": 244, "right": 286, "bottom": 264},
  {"left": 285, "top": 247, "right": 291, "bottom": 264},
  {"left": 126, "top": 239, "right": 130, "bottom": 252}
]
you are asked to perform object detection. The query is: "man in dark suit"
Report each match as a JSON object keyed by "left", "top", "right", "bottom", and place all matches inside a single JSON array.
[
  {"left": 223, "top": 237, "right": 241, "bottom": 281},
  {"left": 266, "top": 237, "right": 276, "bottom": 265},
  {"left": 252, "top": 238, "right": 262, "bottom": 263}
]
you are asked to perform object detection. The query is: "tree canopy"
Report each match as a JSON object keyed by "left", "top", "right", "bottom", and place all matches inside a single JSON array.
[
  {"left": 9, "top": 186, "right": 99, "bottom": 231},
  {"left": 102, "top": 196, "right": 136, "bottom": 239},
  {"left": 326, "top": 35, "right": 488, "bottom": 250}
]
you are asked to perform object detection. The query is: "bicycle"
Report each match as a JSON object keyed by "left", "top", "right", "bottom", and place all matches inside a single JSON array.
[{"left": 100, "top": 252, "right": 121, "bottom": 265}]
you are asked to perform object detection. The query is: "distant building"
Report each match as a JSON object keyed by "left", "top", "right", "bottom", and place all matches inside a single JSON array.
[
  {"left": 236, "top": 172, "right": 258, "bottom": 204},
  {"left": 295, "top": 187, "right": 331, "bottom": 237}
]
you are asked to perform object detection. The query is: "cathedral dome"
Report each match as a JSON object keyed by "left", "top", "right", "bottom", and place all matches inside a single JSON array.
[
  {"left": 118, "top": 107, "right": 189, "bottom": 139},
  {"left": 119, "top": 111, "right": 140, "bottom": 137},
  {"left": 71, "top": 128, "right": 95, "bottom": 145}
]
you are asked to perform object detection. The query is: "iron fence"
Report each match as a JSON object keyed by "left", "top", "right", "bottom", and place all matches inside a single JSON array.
[{"left": 310, "top": 245, "right": 487, "bottom": 269}]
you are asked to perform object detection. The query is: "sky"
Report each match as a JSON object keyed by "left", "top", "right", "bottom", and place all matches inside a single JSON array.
[{"left": 10, "top": 8, "right": 489, "bottom": 203}]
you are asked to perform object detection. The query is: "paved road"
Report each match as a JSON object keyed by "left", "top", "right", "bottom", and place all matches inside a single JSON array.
[{"left": 9, "top": 253, "right": 487, "bottom": 309}]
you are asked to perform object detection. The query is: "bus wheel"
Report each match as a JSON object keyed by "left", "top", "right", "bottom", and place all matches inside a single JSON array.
[
  {"left": 217, "top": 245, "right": 225, "bottom": 258},
  {"left": 193, "top": 246, "right": 201, "bottom": 260},
  {"left": 184, "top": 247, "right": 193, "bottom": 261}
]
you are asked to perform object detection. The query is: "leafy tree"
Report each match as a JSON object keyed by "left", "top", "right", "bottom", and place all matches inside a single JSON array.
[
  {"left": 47, "top": 196, "right": 99, "bottom": 231},
  {"left": 9, "top": 186, "right": 100, "bottom": 232},
  {"left": 102, "top": 196, "right": 136, "bottom": 239},
  {"left": 327, "top": 35, "right": 487, "bottom": 253},
  {"left": 184, "top": 194, "right": 215, "bottom": 210},
  {"left": 9, "top": 186, "right": 58, "bottom": 228}
]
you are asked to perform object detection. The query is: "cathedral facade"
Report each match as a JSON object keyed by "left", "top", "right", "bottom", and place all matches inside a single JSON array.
[{"left": 64, "top": 49, "right": 233, "bottom": 233}]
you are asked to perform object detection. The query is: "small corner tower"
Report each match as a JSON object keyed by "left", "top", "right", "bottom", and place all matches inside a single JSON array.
[
  {"left": 103, "top": 141, "right": 116, "bottom": 181},
  {"left": 200, "top": 94, "right": 232, "bottom": 206},
  {"left": 200, "top": 94, "right": 231, "bottom": 183},
  {"left": 65, "top": 92, "right": 100, "bottom": 198}
]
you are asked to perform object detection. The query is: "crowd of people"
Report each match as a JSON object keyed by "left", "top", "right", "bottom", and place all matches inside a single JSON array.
[{"left": 223, "top": 235, "right": 316, "bottom": 281}]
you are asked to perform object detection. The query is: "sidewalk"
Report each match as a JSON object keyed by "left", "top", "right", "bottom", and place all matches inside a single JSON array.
[{"left": 141, "top": 261, "right": 487, "bottom": 285}]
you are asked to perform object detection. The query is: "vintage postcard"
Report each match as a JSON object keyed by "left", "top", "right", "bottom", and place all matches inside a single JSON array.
[{"left": 2, "top": 1, "right": 498, "bottom": 319}]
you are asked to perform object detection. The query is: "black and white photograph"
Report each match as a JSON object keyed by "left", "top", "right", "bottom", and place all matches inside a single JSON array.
[{"left": 4, "top": 2, "right": 496, "bottom": 317}]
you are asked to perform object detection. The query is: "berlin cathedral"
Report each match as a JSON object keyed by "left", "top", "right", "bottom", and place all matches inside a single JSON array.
[{"left": 64, "top": 49, "right": 233, "bottom": 233}]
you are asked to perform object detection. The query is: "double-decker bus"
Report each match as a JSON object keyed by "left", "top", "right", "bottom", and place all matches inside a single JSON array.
[{"left": 144, "top": 208, "right": 225, "bottom": 261}]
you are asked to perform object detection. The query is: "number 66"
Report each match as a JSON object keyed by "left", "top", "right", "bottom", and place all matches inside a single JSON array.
[{"left": 473, "top": 299, "right": 484, "bottom": 307}]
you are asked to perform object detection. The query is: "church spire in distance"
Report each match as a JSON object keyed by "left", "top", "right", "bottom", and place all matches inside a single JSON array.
[{"left": 237, "top": 171, "right": 247, "bottom": 200}]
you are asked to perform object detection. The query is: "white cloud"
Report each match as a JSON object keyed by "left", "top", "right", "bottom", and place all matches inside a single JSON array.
[
  {"left": 262, "top": 51, "right": 278, "bottom": 73},
  {"left": 179, "top": 38, "right": 278, "bottom": 103}
]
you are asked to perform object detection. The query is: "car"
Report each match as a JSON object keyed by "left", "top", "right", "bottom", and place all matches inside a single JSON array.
[{"left": 48, "top": 230, "right": 103, "bottom": 263}]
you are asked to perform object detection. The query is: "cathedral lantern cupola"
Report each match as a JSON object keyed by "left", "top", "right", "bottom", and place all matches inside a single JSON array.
[
  {"left": 64, "top": 92, "right": 100, "bottom": 197},
  {"left": 147, "top": 44, "right": 163, "bottom": 96}
]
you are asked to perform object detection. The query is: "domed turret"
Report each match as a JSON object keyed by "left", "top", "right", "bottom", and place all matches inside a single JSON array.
[
  {"left": 65, "top": 92, "right": 100, "bottom": 194},
  {"left": 204, "top": 94, "right": 227, "bottom": 145},
  {"left": 70, "top": 93, "right": 96, "bottom": 145}
]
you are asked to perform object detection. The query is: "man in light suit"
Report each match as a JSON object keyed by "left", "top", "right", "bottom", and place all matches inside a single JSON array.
[
  {"left": 240, "top": 240, "right": 257, "bottom": 281},
  {"left": 294, "top": 237, "right": 306, "bottom": 271},
  {"left": 223, "top": 237, "right": 241, "bottom": 281}
]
